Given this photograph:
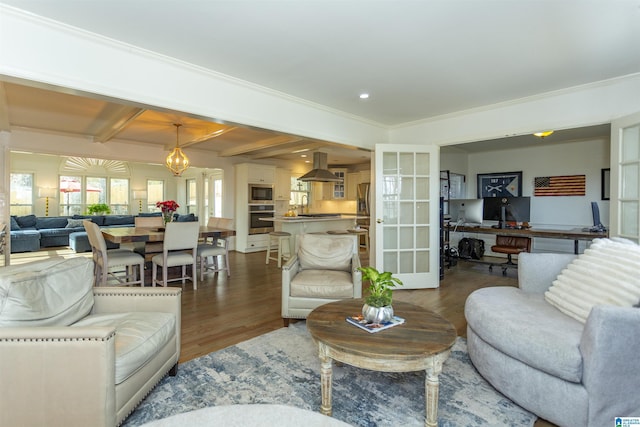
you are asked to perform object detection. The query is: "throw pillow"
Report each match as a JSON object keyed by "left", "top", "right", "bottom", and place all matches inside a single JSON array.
[
  {"left": 298, "top": 234, "right": 354, "bottom": 272},
  {"left": 544, "top": 238, "right": 640, "bottom": 323},
  {"left": 10, "top": 216, "right": 20, "bottom": 230},
  {"left": 66, "top": 218, "right": 85, "bottom": 228}
]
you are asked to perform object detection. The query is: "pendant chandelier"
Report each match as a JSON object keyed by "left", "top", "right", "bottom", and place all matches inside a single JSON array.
[{"left": 165, "top": 123, "right": 190, "bottom": 176}]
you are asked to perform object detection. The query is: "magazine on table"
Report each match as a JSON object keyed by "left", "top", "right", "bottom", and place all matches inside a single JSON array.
[{"left": 346, "top": 314, "right": 405, "bottom": 333}]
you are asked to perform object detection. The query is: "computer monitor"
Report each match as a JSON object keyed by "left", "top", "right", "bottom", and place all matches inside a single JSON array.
[
  {"left": 448, "top": 198, "right": 484, "bottom": 225},
  {"left": 483, "top": 197, "right": 531, "bottom": 227}
]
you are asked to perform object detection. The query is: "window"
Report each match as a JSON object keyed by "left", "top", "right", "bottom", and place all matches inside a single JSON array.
[
  {"left": 10, "top": 173, "right": 34, "bottom": 215},
  {"left": 186, "top": 178, "right": 197, "bottom": 214},
  {"left": 147, "top": 180, "right": 164, "bottom": 212},
  {"left": 60, "top": 176, "right": 130, "bottom": 215},
  {"left": 213, "top": 177, "right": 222, "bottom": 217},
  {"left": 110, "top": 178, "right": 129, "bottom": 214},
  {"left": 60, "top": 175, "right": 83, "bottom": 216}
]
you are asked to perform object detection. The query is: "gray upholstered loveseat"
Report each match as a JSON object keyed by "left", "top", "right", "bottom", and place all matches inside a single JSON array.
[
  {"left": 0, "top": 257, "right": 182, "bottom": 426},
  {"left": 465, "top": 239, "right": 640, "bottom": 427}
]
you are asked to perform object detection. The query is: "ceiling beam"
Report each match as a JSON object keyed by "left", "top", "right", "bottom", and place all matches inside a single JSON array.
[
  {"left": 218, "top": 135, "right": 303, "bottom": 157},
  {"left": 93, "top": 106, "right": 146, "bottom": 143},
  {"left": 248, "top": 142, "right": 325, "bottom": 159},
  {"left": 0, "top": 82, "right": 11, "bottom": 132},
  {"left": 179, "top": 126, "right": 238, "bottom": 148}
]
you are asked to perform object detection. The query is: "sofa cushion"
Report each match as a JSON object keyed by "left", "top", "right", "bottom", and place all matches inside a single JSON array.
[
  {"left": 16, "top": 214, "right": 37, "bottom": 228},
  {"left": 298, "top": 234, "right": 353, "bottom": 272},
  {"left": 175, "top": 213, "right": 197, "bottom": 222},
  {"left": 36, "top": 216, "right": 69, "bottom": 229},
  {"left": 466, "top": 287, "right": 585, "bottom": 383},
  {"left": 72, "top": 311, "right": 176, "bottom": 384},
  {"left": 73, "top": 214, "right": 106, "bottom": 226},
  {"left": 0, "top": 257, "right": 95, "bottom": 327},
  {"left": 545, "top": 238, "right": 640, "bottom": 323},
  {"left": 10, "top": 216, "right": 20, "bottom": 230},
  {"left": 103, "top": 215, "right": 135, "bottom": 226},
  {"left": 290, "top": 269, "right": 354, "bottom": 298}
]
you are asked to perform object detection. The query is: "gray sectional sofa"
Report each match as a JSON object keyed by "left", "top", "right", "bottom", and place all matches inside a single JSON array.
[
  {"left": 9, "top": 212, "right": 196, "bottom": 253},
  {"left": 465, "top": 241, "right": 640, "bottom": 427}
]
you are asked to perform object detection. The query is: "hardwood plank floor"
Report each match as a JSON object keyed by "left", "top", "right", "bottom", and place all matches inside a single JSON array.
[{"left": 8, "top": 248, "right": 554, "bottom": 426}]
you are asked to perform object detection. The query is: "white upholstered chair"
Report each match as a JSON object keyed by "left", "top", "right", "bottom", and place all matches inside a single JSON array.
[
  {"left": 83, "top": 220, "right": 145, "bottom": 287},
  {"left": 281, "top": 233, "right": 362, "bottom": 326},
  {"left": 135, "top": 215, "right": 164, "bottom": 228},
  {"left": 151, "top": 222, "right": 200, "bottom": 289}
]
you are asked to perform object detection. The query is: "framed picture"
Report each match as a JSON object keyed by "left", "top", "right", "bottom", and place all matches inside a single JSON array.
[
  {"left": 477, "top": 171, "right": 523, "bottom": 198},
  {"left": 601, "top": 168, "right": 610, "bottom": 200}
]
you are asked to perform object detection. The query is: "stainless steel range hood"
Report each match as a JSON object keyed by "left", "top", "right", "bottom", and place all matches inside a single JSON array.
[{"left": 297, "top": 152, "right": 343, "bottom": 182}]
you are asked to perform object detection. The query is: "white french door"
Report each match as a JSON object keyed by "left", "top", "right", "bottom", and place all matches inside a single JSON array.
[
  {"left": 610, "top": 112, "right": 640, "bottom": 243},
  {"left": 373, "top": 144, "right": 440, "bottom": 289}
]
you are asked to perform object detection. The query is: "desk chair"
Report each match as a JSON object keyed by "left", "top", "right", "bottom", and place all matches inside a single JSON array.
[
  {"left": 490, "top": 235, "right": 532, "bottom": 275},
  {"left": 83, "top": 220, "right": 145, "bottom": 286},
  {"left": 151, "top": 222, "right": 200, "bottom": 289}
]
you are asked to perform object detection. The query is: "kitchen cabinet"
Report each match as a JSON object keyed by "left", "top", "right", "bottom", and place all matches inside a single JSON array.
[
  {"left": 275, "top": 168, "right": 291, "bottom": 201},
  {"left": 330, "top": 168, "right": 347, "bottom": 199},
  {"left": 247, "top": 164, "right": 275, "bottom": 184}
]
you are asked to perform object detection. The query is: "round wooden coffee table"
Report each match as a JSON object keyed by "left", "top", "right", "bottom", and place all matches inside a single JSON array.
[{"left": 306, "top": 298, "right": 457, "bottom": 427}]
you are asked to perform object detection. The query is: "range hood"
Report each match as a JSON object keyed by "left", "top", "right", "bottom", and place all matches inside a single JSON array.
[{"left": 297, "top": 152, "right": 343, "bottom": 182}]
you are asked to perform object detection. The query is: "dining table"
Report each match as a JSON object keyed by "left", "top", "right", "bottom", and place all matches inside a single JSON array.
[{"left": 102, "top": 225, "right": 235, "bottom": 261}]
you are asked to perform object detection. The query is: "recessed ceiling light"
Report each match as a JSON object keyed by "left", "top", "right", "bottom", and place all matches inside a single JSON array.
[
  {"left": 304, "top": 160, "right": 311, "bottom": 163},
  {"left": 301, "top": 154, "right": 307, "bottom": 158},
  {"left": 359, "top": 93, "right": 369, "bottom": 99},
  {"left": 533, "top": 130, "right": 554, "bottom": 138}
]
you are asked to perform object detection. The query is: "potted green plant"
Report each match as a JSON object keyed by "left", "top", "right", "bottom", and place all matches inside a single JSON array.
[
  {"left": 358, "top": 266, "right": 403, "bottom": 323},
  {"left": 86, "top": 203, "right": 111, "bottom": 215}
]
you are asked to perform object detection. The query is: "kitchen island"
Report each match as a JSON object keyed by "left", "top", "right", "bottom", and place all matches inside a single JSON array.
[{"left": 260, "top": 215, "right": 363, "bottom": 251}]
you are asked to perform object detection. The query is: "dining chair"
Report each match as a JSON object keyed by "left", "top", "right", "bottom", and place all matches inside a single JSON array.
[
  {"left": 83, "top": 220, "right": 145, "bottom": 286},
  {"left": 151, "top": 221, "right": 200, "bottom": 289},
  {"left": 197, "top": 236, "right": 231, "bottom": 280},
  {"left": 135, "top": 216, "right": 164, "bottom": 228}
]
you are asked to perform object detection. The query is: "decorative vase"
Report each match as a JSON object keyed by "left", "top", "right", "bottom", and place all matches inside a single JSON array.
[
  {"left": 163, "top": 211, "right": 174, "bottom": 225},
  {"left": 362, "top": 303, "right": 394, "bottom": 324}
]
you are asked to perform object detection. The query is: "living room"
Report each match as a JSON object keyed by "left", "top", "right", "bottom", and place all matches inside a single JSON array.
[{"left": 1, "top": 2, "right": 640, "bottom": 427}]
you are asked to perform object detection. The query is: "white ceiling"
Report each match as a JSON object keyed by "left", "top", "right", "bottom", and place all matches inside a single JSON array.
[{"left": 1, "top": 0, "right": 639, "bottom": 162}]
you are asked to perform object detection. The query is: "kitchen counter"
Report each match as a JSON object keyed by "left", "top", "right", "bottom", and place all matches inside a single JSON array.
[{"left": 259, "top": 215, "right": 363, "bottom": 249}]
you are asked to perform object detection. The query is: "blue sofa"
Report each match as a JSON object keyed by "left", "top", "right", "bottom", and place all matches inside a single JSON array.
[{"left": 10, "top": 213, "right": 198, "bottom": 253}]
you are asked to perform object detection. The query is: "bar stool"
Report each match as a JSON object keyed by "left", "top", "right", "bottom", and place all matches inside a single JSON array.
[
  {"left": 266, "top": 231, "right": 292, "bottom": 268},
  {"left": 348, "top": 227, "right": 369, "bottom": 253}
]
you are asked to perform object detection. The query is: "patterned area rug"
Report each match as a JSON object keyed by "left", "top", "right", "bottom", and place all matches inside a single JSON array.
[{"left": 123, "top": 323, "right": 536, "bottom": 427}]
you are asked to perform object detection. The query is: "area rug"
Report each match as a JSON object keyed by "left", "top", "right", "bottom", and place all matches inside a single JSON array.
[{"left": 122, "top": 323, "right": 536, "bottom": 427}]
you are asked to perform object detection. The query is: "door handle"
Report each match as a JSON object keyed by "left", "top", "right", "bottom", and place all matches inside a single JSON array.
[{"left": 376, "top": 218, "right": 383, "bottom": 224}]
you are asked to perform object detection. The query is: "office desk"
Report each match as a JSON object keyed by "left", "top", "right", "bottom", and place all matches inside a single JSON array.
[
  {"left": 102, "top": 226, "right": 235, "bottom": 260},
  {"left": 446, "top": 225, "right": 607, "bottom": 254}
]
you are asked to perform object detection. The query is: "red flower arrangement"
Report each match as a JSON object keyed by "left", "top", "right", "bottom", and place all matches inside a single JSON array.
[
  {"left": 156, "top": 200, "right": 179, "bottom": 224},
  {"left": 156, "top": 200, "right": 179, "bottom": 213}
]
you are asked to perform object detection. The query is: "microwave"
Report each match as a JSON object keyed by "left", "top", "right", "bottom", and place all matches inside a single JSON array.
[{"left": 248, "top": 184, "right": 273, "bottom": 203}]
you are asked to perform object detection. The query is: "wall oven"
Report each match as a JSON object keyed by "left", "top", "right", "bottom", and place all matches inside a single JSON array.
[
  {"left": 248, "top": 204, "right": 275, "bottom": 234},
  {"left": 249, "top": 184, "right": 274, "bottom": 204}
]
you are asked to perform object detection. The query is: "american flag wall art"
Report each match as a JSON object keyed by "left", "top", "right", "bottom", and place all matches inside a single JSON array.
[{"left": 533, "top": 175, "right": 585, "bottom": 196}]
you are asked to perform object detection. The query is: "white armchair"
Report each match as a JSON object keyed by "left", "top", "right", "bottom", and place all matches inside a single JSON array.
[
  {"left": 0, "top": 257, "right": 181, "bottom": 427},
  {"left": 281, "top": 233, "right": 362, "bottom": 326}
]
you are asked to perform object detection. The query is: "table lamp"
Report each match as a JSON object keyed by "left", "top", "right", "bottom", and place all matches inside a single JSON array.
[
  {"left": 133, "top": 190, "right": 148, "bottom": 213},
  {"left": 38, "top": 187, "right": 57, "bottom": 217}
]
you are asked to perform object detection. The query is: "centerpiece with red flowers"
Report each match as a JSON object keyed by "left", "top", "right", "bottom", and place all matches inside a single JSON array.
[{"left": 156, "top": 200, "right": 179, "bottom": 225}]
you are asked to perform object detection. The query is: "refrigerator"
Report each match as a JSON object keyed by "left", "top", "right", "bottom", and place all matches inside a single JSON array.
[{"left": 357, "top": 183, "right": 370, "bottom": 228}]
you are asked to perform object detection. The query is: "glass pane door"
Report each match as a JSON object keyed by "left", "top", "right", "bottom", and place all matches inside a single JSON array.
[
  {"left": 374, "top": 144, "right": 439, "bottom": 289},
  {"left": 611, "top": 112, "right": 640, "bottom": 242}
]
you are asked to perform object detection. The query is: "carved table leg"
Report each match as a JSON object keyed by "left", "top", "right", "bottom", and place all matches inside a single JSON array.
[
  {"left": 424, "top": 351, "right": 450, "bottom": 427},
  {"left": 319, "top": 343, "right": 333, "bottom": 416}
]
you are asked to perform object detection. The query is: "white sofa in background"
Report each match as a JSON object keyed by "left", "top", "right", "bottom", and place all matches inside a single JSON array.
[
  {"left": 0, "top": 257, "right": 182, "bottom": 427},
  {"left": 465, "top": 239, "right": 640, "bottom": 427}
]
